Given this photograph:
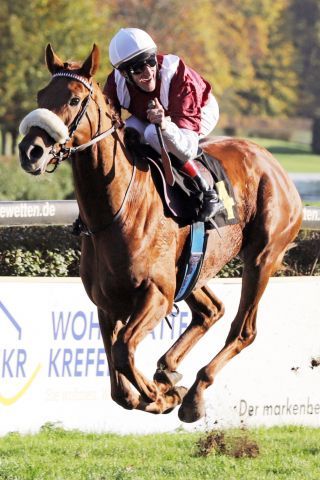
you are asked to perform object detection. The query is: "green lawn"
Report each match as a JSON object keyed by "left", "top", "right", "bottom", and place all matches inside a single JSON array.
[
  {"left": 248, "top": 137, "right": 320, "bottom": 173},
  {"left": 0, "top": 424, "right": 319, "bottom": 479}
]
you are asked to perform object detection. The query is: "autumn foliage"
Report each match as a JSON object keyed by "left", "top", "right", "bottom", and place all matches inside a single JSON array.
[{"left": 1, "top": 0, "right": 319, "bottom": 140}]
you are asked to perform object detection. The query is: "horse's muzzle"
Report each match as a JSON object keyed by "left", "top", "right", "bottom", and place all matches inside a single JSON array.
[{"left": 19, "top": 129, "right": 54, "bottom": 175}]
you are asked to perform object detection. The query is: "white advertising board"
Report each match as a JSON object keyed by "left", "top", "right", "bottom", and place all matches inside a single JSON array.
[{"left": 0, "top": 276, "right": 319, "bottom": 435}]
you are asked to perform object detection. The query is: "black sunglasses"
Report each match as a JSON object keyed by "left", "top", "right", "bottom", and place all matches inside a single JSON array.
[{"left": 129, "top": 55, "right": 157, "bottom": 75}]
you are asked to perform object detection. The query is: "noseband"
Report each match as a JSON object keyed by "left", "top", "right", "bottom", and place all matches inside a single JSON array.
[{"left": 48, "top": 71, "right": 118, "bottom": 171}]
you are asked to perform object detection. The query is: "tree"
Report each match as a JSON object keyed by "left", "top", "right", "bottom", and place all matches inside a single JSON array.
[
  {"left": 288, "top": 0, "right": 320, "bottom": 116},
  {"left": 288, "top": 0, "right": 320, "bottom": 152},
  {"left": 0, "top": 0, "right": 110, "bottom": 152},
  {"left": 225, "top": 0, "right": 298, "bottom": 116}
]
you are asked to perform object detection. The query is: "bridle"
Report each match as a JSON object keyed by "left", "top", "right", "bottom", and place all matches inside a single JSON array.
[
  {"left": 45, "top": 70, "right": 136, "bottom": 234},
  {"left": 48, "top": 71, "right": 119, "bottom": 172}
]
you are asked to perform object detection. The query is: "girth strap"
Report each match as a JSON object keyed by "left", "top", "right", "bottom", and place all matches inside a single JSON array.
[{"left": 174, "top": 221, "right": 208, "bottom": 302}]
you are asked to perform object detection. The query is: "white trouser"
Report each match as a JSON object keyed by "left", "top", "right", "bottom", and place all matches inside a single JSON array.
[{"left": 125, "top": 93, "right": 219, "bottom": 163}]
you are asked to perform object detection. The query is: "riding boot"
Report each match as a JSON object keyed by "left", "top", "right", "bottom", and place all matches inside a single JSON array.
[{"left": 181, "top": 159, "right": 225, "bottom": 221}]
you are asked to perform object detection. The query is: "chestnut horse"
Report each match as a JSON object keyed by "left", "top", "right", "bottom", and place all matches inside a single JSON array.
[{"left": 18, "top": 45, "right": 302, "bottom": 423}]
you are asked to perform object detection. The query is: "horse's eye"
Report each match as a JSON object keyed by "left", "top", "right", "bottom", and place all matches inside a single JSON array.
[{"left": 69, "top": 97, "right": 81, "bottom": 106}]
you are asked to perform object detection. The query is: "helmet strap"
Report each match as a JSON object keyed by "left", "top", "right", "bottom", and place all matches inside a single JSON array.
[{"left": 120, "top": 70, "right": 135, "bottom": 86}]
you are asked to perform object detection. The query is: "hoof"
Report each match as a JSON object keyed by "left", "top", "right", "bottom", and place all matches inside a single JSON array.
[
  {"left": 163, "top": 386, "right": 188, "bottom": 414},
  {"left": 178, "top": 391, "right": 205, "bottom": 423},
  {"left": 154, "top": 368, "right": 183, "bottom": 388},
  {"left": 137, "top": 386, "right": 188, "bottom": 415}
]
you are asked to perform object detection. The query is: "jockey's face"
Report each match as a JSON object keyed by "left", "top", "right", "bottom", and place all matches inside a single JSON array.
[{"left": 131, "top": 63, "right": 157, "bottom": 92}]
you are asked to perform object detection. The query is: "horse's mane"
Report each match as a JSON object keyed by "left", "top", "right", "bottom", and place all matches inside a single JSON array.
[{"left": 63, "top": 61, "right": 82, "bottom": 70}]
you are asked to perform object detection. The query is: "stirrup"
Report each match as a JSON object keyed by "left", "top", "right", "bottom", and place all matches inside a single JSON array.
[{"left": 199, "top": 191, "right": 225, "bottom": 221}]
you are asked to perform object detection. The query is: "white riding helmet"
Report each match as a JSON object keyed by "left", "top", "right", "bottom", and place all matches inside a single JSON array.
[{"left": 109, "top": 28, "right": 157, "bottom": 69}]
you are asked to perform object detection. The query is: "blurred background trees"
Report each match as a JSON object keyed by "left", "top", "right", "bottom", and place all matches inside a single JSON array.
[
  {"left": 1, "top": 0, "right": 320, "bottom": 152},
  {"left": 287, "top": 0, "right": 320, "bottom": 152},
  {"left": 0, "top": 0, "right": 110, "bottom": 154}
]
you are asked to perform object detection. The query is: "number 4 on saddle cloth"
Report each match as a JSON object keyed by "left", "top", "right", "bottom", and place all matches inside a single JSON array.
[{"left": 124, "top": 130, "right": 240, "bottom": 302}]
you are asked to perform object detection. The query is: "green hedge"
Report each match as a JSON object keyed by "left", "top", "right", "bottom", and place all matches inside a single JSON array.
[
  {"left": 0, "top": 226, "right": 80, "bottom": 276},
  {"left": 0, "top": 248, "right": 80, "bottom": 276},
  {"left": 0, "top": 227, "right": 318, "bottom": 277}
]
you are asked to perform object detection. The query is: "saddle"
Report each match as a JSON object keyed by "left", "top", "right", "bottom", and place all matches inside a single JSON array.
[{"left": 124, "top": 129, "right": 239, "bottom": 229}]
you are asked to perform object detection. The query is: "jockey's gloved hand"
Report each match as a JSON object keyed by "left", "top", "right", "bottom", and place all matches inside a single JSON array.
[{"left": 147, "top": 98, "right": 167, "bottom": 130}]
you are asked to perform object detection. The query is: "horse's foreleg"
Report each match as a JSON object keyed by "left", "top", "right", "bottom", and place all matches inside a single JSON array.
[
  {"left": 154, "top": 286, "right": 225, "bottom": 392},
  {"left": 98, "top": 309, "right": 142, "bottom": 410},
  {"left": 112, "top": 282, "right": 186, "bottom": 413},
  {"left": 178, "top": 254, "right": 276, "bottom": 423}
]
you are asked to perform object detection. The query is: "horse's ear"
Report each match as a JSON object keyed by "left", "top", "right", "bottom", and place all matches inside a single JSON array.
[
  {"left": 81, "top": 44, "right": 100, "bottom": 77},
  {"left": 45, "top": 44, "right": 64, "bottom": 74}
]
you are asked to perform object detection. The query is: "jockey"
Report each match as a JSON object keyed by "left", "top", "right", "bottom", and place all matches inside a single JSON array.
[{"left": 104, "top": 27, "right": 224, "bottom": 221}]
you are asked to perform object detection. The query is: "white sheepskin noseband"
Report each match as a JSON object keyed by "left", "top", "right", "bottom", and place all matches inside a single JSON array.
[{"left": 19, "top": 108, "right": 69, "bottom": 144}]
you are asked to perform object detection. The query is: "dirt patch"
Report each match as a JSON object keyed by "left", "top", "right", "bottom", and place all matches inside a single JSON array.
[
  {"left": 311, "top": 357, "right": 320, "bottom": 368},
  {"left": 196, "top": 429, "right": 260, "bottom": 458}
]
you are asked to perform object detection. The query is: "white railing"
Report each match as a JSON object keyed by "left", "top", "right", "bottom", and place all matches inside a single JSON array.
[{"left": 0, "top": 201, "right": 319, "bottom": 229}]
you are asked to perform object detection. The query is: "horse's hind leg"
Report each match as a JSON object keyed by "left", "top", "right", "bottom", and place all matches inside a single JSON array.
[
  {"left": 178, "top": 238, "right": 293, "bottom": 423},
  {"left": 154, "top": 286, "right": 225, "bottom": 392}
]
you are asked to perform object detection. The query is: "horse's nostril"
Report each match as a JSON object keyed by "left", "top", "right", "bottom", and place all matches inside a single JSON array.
[
  {"left": 29, "top": 145, "right": 44, "bottom": 161},
  {"left": 19, "top": 143, "right": 44, "bottom": 163}
]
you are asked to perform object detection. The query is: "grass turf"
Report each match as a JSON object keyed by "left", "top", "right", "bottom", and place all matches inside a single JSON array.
[
  {"left": 247, "top": 138, "right": 320, "bottom": 174},
  {"left": 0, "top": 425, "right": 319, "bottom": 479}
]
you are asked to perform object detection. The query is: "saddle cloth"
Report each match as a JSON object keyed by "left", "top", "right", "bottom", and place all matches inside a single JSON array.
[{"left": 134, "top": 143, "right": 239, "bottom": 229}]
